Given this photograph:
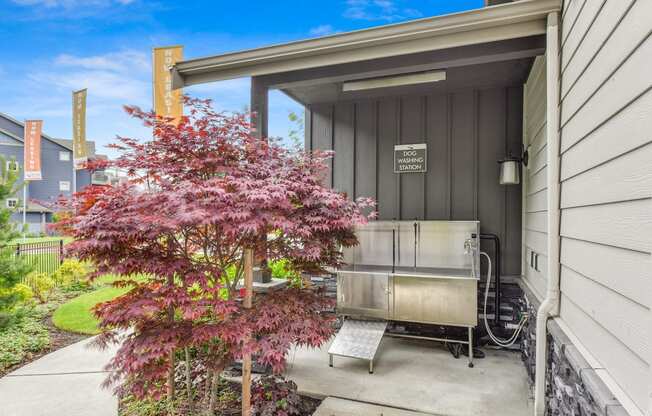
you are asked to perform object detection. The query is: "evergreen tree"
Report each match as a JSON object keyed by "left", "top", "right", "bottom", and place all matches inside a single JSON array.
[{"left": 0, "top": 155, "right": 31, "bottom": 325}]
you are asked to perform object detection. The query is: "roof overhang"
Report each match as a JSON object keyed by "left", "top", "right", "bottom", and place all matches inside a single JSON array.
[{"left": 173, "top": 0, "right": 560, "bottom": 87}]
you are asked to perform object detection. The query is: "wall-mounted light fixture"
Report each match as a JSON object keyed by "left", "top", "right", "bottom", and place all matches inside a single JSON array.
[
  {"left": 342, "top": 70, "right": 446, "bottom": 92},
  {"left": 498, "top": 146, "right": 528, "bottom": 185}
]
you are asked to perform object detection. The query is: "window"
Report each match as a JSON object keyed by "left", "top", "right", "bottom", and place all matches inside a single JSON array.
[
  {"left": 6, "top": 198, "right": 18, "bottom": 208},
  {"left": 91, "top": 171, "right": 110, "bottom": 185},
  {"left": 6, "top": 160, "right": 19, "bottom": 172},
  {"left": 59, "top": 181, "right": 71, "bottom": 192},
  {"left": 59, "top": 151, "right": 71, "bottom": 161}
]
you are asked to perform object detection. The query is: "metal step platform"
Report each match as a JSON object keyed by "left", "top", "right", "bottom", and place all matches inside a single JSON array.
[{"left": 328, "top": 319, "right": 388, "bottom": 373}]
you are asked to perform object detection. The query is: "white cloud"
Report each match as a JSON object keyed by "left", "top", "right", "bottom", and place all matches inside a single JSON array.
[
  {"left": 343, "top": 0, "right": 422, "bottom": 22},
  {"left": 28, "top": 50, "right": 151, "bottom": 104},
  {"left": 309, "top": 24, "right": 336, "bottom": 37},
  {"left": 11, "top": 0, "right": 135, "bottom": 8},
  {"left": 55, "top": 50, "right": 149, "bottom": 73},
  {"left": 4, "top": 49, "right": 301, "bottom": 157},
  {"left": 2, "top": 49, "right": 153, "bottom": 157}
]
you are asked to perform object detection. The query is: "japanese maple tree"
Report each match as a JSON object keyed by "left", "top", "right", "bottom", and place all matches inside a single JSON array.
[{"left": 56, "top": 97, "right": 373, "bottom": 412}]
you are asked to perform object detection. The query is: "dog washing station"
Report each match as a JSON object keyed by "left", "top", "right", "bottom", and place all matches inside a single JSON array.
[{"left": 329, "top": 220, "right": 480, "bottom": 372}]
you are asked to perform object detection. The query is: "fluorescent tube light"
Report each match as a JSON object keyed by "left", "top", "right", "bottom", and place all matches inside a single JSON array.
[{"left": 342, "top": 70, "right": 446, "bottom": 92}]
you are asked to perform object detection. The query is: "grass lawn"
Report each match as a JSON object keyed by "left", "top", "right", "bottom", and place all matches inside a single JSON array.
[{"left": 52, "top": 276, "right": 131, "bottom": 335}]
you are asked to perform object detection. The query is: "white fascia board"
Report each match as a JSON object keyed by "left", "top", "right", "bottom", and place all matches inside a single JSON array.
[{"left": 174, "top": 0, "right": 560, "bottom": 86}]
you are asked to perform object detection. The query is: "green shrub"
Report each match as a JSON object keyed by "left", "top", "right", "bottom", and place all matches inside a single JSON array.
[
  {"left": 52, "top": 258, "right": 93, "bottom": 288},
  {"left": 8, "top": 283, "right": 33, "bottom": 303},
  {"left": 25, "top": 272, "right": 55, "bottom": 303},
  {"left": 119, "top": 395, "right": 191, "bottom": 416},
  {"left": 0, "top": 308, "right": 50, "bottom": 372},
  {"left": 269, "top": 259, "right": 302, "bottom": 287},
  {"left": 252, "top": 375, "right": 306, "bottom": 416}
]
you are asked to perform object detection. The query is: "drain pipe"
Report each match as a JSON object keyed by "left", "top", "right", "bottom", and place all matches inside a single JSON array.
[{"left": 534, "top": 11, "right": 562, "bottom": 416}]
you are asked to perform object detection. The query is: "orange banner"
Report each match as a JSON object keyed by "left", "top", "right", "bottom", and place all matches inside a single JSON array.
[
  {"left": 24, "top": 120, "right": 43, "bottom": 181},
  {"left": 153, "top": 45, "right": 183, "bottom": 123},
  {"left": 72, "top": 89, "right": 87, "bottom": 170}
]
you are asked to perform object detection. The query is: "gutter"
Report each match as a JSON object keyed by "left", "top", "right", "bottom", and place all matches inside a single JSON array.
[{"left": 533, "top": 11, "right": 562, "bottom": 416}]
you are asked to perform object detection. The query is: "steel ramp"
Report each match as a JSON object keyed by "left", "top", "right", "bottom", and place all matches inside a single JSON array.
[{"left": 328, "top": 319, "right": 387, "bottom": 373}]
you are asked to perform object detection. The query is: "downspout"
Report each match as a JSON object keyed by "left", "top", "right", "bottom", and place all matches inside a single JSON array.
[{"left": 534, "top": 11, "right": 562, "bottom": 416}]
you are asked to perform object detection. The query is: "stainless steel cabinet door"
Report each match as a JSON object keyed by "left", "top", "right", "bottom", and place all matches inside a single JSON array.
[
  {"left": 391, "top": 274, "right": 478, "bottom": 326},
  {"left": 337, "top": 272, "right": 390, "bottom": 319}
]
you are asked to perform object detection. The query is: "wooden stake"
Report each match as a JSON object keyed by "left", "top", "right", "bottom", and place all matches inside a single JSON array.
[{"left": 242, "top": 248, "right": 253, "bottom": 416}]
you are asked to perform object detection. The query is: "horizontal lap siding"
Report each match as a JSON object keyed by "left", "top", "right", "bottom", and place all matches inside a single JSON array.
[
  {"left": 559, "top": 0, "right": 652, "bottom": 411},
  {"left": 559, "top": 294, "right": 650, "bottom": 411},
  {"left": 522, "top": 56, "right": 548, "bottom": 299}
]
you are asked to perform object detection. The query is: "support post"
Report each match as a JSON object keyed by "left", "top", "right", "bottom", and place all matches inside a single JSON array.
[
  {"left": 249, "top": 77, "right": 271, "bottom": 283},
  {"left": 250, "top": 77, "right": 268, "bottom": 140},
  {"left": 242, "top": 248, "right": 254, "bottom": 416}
]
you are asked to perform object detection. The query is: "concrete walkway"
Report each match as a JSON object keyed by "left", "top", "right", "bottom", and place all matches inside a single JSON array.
[
  {"left": 0, "top": 336, "right": 118, "bottom": 416},
  {"left": 1, "top": 334, "right": 532, "bottom": 416},
  {"left": 314, "top": 397, "right": 433, "bottom": 416}
]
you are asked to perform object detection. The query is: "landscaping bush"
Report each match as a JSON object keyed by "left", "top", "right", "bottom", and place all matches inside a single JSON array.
[
  {"left": 0, "top": 307, "right": 50, "bottom": 373},
  {"left": 25, "top": 272, "right": 55, "bottom": 303},
  {"left": 269, "top": 259, "right": 302, "bottom": 286},
  {"left": 252, "top": 375, "right": 314, "bottom": 416},
  {"left": 12, "top": 283, "right": 34, "bottom": 302},
  {"left": 52, "top": 258, "right": 93, "bottom": 289}
]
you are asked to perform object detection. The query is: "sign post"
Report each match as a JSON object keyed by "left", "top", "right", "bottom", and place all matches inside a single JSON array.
[
  {"left": 394, "top": 143, "right": 427, "bottom": 173},
  {"left": 23, "top": 120, "right": 43, "bottom": 239}
]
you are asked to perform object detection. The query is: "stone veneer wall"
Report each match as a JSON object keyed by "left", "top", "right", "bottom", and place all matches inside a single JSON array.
[{"left": 518, "top": 282, "right": 630, "bottom": 416}]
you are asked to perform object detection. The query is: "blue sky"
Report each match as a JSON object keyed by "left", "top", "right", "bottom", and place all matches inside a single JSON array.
[{"left": 0, "top": 0, "right": 483, "bottom": 157}]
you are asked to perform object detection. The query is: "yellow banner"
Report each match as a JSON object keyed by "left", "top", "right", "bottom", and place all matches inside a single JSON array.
[
  {"left": 72, "top": 89, "right": 87, "bottom": 169},
  {"left": 153, "top": 45, "right": 183, "bottom": 123},
  {"left": 24, "top": 120, "right": 43, "bottom": 181}
]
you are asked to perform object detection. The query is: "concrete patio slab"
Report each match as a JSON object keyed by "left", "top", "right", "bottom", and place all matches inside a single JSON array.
[
  {"left": 285, "top": 336, "right": 533, "bottom": 416},
  {"left": 313, "top": 397, "right": 432, "bottom": 416}
]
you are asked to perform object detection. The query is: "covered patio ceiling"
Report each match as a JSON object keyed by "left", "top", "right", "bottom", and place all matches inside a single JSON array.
[{"left": 261, "top": 37, "right": 544, "bottom": 105}]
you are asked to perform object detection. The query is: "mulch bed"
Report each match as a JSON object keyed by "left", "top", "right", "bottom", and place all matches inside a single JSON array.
[{"left": 118, "top": 379, "right": 321, "bottom": 416}]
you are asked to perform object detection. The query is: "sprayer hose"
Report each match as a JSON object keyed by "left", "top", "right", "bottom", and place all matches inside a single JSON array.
[{"left": 480, "top": 251, "right": 528, "bottom": 347}]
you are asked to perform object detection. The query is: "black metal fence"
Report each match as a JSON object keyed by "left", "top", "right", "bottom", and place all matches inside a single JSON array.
[{"left": 10, "top": 240, "right": 64, "bottom": 278}]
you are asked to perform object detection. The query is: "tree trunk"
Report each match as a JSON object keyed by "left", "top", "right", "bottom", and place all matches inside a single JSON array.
[
  {"left": 167, "top": 273, "right": 176, "bottom": 402},
  {"left": 203, "top": 369, "right": 213, "bottom": 407},
  {"left": 185, "top": 347, "right": 194, "bottom": 413},
  {"left": 241, "top": 248, "right": 254, "bottom": 416},
  {"left": 208, "top": 371, "right": 220, "bottom": 415}
]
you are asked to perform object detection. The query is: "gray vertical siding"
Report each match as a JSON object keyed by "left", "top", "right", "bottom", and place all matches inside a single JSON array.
[
  {"left": 306, "top": 86, "right": 523, "bottom": 275},
  {"left": 557, "top": 0, "right": 652, "bottom": 412}
]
